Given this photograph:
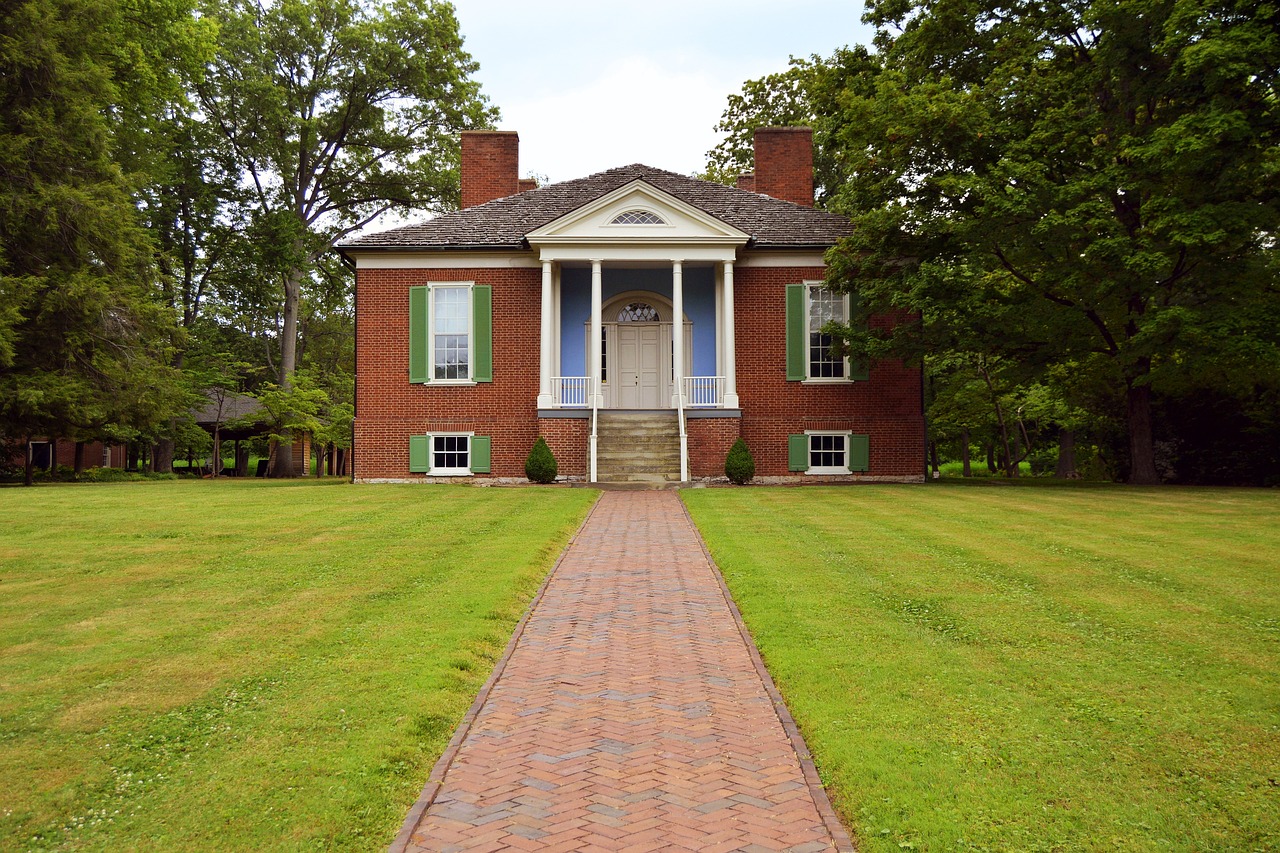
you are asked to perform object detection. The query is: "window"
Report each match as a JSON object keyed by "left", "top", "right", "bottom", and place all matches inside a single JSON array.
[
  {"left": 788, "top": 433, "right": 870, "bottom": 473},
  {"left": 408, "top": 283, "right": 492, "bottom": 384},
  {"left": 610, "top": 209, "right": 665, "bottom": 225},
  {"left": 617, "top": 301, "right": 659, "bottom": 322},
  {"left": 433, "top": 286, "right": 470, "bottom": 380},
  {"left": 808, "top": 285, "right": 846, "bottom": 379},
  {"left": 408, "top": 433, "right": 492, "bottom": 475},
  {"left": 785, "top": 282, "right": 867, "bottom": 382},
  {"left": 431, "top": 434, "right": 470, "bottom": 474}
]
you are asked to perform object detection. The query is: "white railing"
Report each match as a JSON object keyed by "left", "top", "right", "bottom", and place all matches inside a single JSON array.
[
  {"left": 551, "top": 376, "right": 591, "bottom": 408},
  {"left": 677, "top": 384, "right": 688, "bottom": 483},
  {"left": 589, "top": 379, "right": 599, "bottom": 483},
  {"left": 682, "top": 376, "right": 725, "bottom": 408}
]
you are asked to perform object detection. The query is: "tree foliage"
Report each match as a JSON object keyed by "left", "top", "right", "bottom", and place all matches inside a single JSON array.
[{"left": 196, "top": 0, "right": 495, "bottom": 476}]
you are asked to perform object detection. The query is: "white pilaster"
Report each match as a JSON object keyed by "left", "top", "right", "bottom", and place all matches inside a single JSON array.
[
  {"left": 722, "top": 260, "right": 739, "bottom": 409},
  {"left": 537, "top": 260, "right": 554, "bottom": 408},
  {"left": 590, "top": 260, "right": 603, "bottom": 408},
  {"left": 671, "top": 261, "right": 684, "bottom": 408}
]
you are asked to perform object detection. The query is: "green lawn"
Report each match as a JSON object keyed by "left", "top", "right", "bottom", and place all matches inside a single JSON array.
[
  {"left": 683, "top": 482, "right": 1280, "bottom": 852},
  {"left": 0, "top": 479, "right": 596, "bottom": 851}
]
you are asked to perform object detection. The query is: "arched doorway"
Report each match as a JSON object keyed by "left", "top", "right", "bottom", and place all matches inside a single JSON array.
[{"left": 592, "top": 292, "right": 692, "bottom": 409}]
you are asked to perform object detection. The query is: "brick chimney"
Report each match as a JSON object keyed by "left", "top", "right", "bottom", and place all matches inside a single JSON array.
[
  {"left": 735, "top": 171, "right": 755, "bottom": 192},
  {"left": 753, "top": 127, "right": 813, "bottom": 207},
  {"left": 460, "top": 130, "right": 519, "bottom": 208}
]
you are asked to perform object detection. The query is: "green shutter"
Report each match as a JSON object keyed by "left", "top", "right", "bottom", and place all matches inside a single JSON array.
[
  {"left": 470, "top": 436, "right": 491, "bottom": 473},
  {"left": 786, "top": 284, "right": 806, "bottom": 381},
  {"left": 849, "top": 434, "right": 870, "bottom": 471},
  {"left": 472, "top": 285, "right": 492, "bottom": 382},
  {"left": 409, "top": 286, "right": 429, "bottom": 383},
  {"left": 409, "top": 435, "right": 430, "bottom": 472},
  {"left": 788, "top": 434, "right": 809, "bottom": 471},
  {"left": 848, "top": 289, "right": 869, "bottom": 380}
]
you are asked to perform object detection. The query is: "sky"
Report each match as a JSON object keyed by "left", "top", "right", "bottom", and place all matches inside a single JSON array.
[{"left": 450, "top": 1, "right": 877, "bottom": 183}]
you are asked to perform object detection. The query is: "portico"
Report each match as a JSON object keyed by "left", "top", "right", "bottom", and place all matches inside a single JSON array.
[{"left": 530, "top": 180, "right": 746, "bottom": 412}]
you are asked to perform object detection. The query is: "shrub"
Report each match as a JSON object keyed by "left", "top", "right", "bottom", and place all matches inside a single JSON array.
[
  {"left": 525, "top": 436, "right": 558, "bottom": 484},
  {"left": 724, "top": 437, "right": 755, "bottom": 485}
]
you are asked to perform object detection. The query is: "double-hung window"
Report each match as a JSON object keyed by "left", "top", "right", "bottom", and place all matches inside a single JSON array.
[
  {"left": 788, "top": 431, "right": 870, "bottom": 474},
  {"left": 408, "top": 432, "right": 492, "bottom": 475},
  {"left": 408, "top": 283, "right": 493, "bottom": 384},
  {"left": 785, "top": 281, "right": 867, "bottom": 381}
]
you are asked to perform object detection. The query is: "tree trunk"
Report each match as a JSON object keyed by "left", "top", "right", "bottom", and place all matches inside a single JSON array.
[
  {"left": 929, "top": 440, "right": 940, "bottom": 479},
  {"left": 985, "top": 443, "right": 997, "bottom": 473},
  {"left": 268, "top": 264, "right": 304, "bottom": 478},
  {"left": 960, "top": 428, "right": 971, "bottom": 477},
  {"left": 24, "top": 439, "right": 34, "bottom": 486},
  {"left": 211, "top": 426, "right": 220, "bottom": 478},
  {"left": 1127, "top": 378, "right": 1161, "bottom": 485},
  {"left": 1054, "top": 429, "right": 1078, "bottom": 478},
  {"left": 152, "top": 438, "right": 174, "bottom": 474},
  {"left": 337, "top": 448, "right": 346, "bottom": 476},
  {"left": 74, "top": 442, "right": 85, "bottom": 477},
  {"left": 1007, "top": 427, "right": 1021, "bottom": 478}
]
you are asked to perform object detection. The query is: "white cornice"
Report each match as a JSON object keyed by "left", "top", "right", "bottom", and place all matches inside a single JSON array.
[{"left": 349, "top": 251, "right": 539, "bottom": 269}]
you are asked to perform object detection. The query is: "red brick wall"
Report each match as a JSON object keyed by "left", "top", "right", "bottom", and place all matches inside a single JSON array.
[
  {"left": 354, "top": 266, "right": 542, "bottom": 480},
  {"left": 754, "top": 128, "right": 813, "bottom": 207},
  {"left": 687, "top": 418, "right": 741, "bottom": 478},
  {"left": 733, "top": 266, "right": 925, "bottom": 478},
  {"left": 735, "top": 172, "right": 756, "bottom": 193},
  {"left": 461, "top": 131, "right": 519, "bottom": 208},
  {"left": 538, "top": 417, "right": 588, "bottom": 477}
]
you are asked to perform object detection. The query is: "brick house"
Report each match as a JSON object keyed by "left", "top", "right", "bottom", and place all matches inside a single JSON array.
[{"left": 337, "top": 128, "right": 924, "bottom": 484}]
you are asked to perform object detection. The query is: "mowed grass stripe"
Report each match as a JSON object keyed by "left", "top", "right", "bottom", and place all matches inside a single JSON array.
[
  {"left": 683, "top": 483, "right": 1280, "bottom": 852},
  {"left": 0, "top": 480, "right": 596, "bottom": 851}
]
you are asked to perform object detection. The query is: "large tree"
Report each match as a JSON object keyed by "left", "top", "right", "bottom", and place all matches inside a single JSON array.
[
  {"left": 823, "top": 0, "right": 1280, "bottom": 483},
  {"left": 196, "top": 0, "right": 495, "bottom": 476},
  {"left": 0, "top": 0, "right": 200, "bottom": 483}
]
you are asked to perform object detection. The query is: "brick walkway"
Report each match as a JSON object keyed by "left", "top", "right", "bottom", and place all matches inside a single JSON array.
[{"left": 392, "top": 491, "right": 852, "bottom": 853}]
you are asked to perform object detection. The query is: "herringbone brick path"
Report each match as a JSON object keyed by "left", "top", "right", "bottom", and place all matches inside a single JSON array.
[{"left": 395, "top": 491, "right": 850, "bottom": 853}]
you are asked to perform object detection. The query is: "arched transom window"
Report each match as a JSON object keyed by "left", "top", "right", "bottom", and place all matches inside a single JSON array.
[
  {"left": 617, "top": 301, "right": 660, "bottom": 322},
  {"left": 610, "top": 209, "right": 665, "bottom": 225}
]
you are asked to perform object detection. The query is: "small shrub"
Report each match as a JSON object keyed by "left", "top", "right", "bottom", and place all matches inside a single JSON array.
[
  {"left": 724, "top": 437, "right": 755, "bottom": 485},
  {"left": 525, "top": 436, "right": 558, "bottom": 484}
]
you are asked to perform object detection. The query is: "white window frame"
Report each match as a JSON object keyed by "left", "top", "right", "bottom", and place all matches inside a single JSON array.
[
  {"left": 430, "top": 282, "right": 475, "bottom": 385},
  {"left": 804, "top": 281, "right": 850, "bottom": 383},
  {"left": 805, "top": 430, "right": 853, "bottom": 475},
  {"left": 428, "top": 432, "right": 473, "bottom": 476}
]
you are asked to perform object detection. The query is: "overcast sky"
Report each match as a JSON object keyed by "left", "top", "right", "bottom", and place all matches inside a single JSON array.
[{"left": 451, "top": 1, "right": 877, "bottom": 183}]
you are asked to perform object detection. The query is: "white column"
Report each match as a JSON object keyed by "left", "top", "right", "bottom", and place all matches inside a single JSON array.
[
  {"left": 671, "top": 260, "right": 684, "bottom": 408},
  {"left": 722, "top": 260, "right": 739, "bottom": 409},
  {"left": 537, "top": 260, "right": 554, "bottom": 408},
  {"left": 590, "top": 260, "right": 603, "bottom": 407}
]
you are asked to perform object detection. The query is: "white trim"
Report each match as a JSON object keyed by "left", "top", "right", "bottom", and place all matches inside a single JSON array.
[
  {"left": 535, "top": 244, "right": 740, "bottom": 263},
  {"left": 737, "top": 251, "right": 828, "bottom": 267},
  {"left": 429, "top": 282, "right": 475, "bottom": 383},
  {"left": 350, "top": 251, "right": 539, "bottom": 269},
  {"left": 804, "top": 280, "right": 852, "bottom": 382},
  {"left": 527, "top": 180, "right": 750, "bottom": 243},
  {"left": 428, "top": 432, "right": 474, "bottom": 477},
  {"left": 804, "top": 430, "right": 853, "bottom": 475}
]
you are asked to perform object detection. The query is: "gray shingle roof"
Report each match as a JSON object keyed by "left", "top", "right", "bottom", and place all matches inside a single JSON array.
[{"left": 338, "top": 164, "right": 852, "bottom": 250}]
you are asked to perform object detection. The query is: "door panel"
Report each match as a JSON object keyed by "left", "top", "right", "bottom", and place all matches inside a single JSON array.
[{"left": 615, "top": 324, "right": 664, "bottom": 409}]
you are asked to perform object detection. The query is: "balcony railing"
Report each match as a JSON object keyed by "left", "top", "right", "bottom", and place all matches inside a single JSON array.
[
  {"left": 682, "top": 376, "right": 725, "bottom": 408},
  {"left": 550, "top": 376, "right": 591, "bottom": 408}
]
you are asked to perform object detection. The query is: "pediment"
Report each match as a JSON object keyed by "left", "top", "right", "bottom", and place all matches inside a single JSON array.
[{"left": 527, "top": 180, "right": 750, "bottom": 246}]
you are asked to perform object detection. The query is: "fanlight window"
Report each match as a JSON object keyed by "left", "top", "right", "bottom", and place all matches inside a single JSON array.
[
  {"left": 617, "top": 302, "right": 660, "bottom": 322},
  {"left": 610, "top": 209, "right": 665, "bottom": 225}
]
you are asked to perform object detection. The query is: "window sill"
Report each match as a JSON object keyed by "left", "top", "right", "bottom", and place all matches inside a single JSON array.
[
  {"left": 806, "top": 467, "right": 852, "bottom": 475},
  {"left": 421, "top": 379, "right": 477, "bottom": 386},
  {"left": 802, "top": 378, "right": 852, "bottom": 384},
  {"left": 428, "top": 469, "right": 472, "bottom": 477}
]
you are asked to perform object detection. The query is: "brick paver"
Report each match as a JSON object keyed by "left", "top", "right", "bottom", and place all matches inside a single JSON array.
[{"left": 395, "top": 491, "right": 851, "bottom": 853}]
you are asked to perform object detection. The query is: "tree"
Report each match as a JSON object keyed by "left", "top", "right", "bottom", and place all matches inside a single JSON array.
[
  {"left": 823, "top": 0, "right": 1280, "bottom": 484},
  {"left": 196, "top": 0, "right": 496, "bottom": 476},
  {"left": 0, "top": 0, "right": 196, "bottom": 484}
]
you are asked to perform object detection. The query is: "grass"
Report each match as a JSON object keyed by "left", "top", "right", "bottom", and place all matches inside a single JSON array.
[
  {"left": 0, "top": 479, "right": 596, "bottom": 851},
  {"left": 683, "top": 481, "right": 1280, "bottom": 852}
]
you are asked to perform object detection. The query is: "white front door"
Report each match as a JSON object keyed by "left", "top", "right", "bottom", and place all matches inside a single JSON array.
[{"left": 616, "top": 324, "right": 663, "bottom": 409}]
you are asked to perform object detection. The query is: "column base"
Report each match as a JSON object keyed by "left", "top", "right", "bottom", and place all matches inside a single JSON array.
[
  {"left": 722, "top": 392, "right": 739, "bottom": 409},
  {"left": 537, "top": 393, "right": 555, "bottom": 408}
]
